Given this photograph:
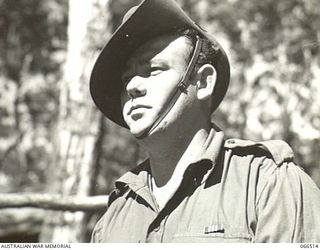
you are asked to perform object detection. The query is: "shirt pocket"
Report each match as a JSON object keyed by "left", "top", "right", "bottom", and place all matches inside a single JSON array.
[{"left": 171, "top": 224, "right": 253, "bottom": 243}]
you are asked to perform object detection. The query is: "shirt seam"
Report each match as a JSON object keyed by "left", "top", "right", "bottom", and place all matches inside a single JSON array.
[{"left": 255, "top": 158, "right": 278, "bottom": 206}]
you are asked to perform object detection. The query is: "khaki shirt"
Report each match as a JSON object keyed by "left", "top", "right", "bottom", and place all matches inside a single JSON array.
[{"left": 91, "top": 130, "right": 320, "bottom": 243}]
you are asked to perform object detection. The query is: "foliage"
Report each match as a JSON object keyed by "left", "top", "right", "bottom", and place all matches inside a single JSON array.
[
  {"left": 182, "top": 0, "right": 320, "bottom": 185},
  {"left": 0, "top": 0, "right": 319, "bottom": 242},
  {"left": 0, "top": 0, "right": 68, "bottom": 192},
  {"left": 1, "top": 0, "right": 319, "bottom": 200}
]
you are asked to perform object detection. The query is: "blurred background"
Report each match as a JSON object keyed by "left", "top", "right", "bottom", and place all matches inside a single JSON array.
[{"left": 0, "top": 0, "right": 319, "bottom": 243}]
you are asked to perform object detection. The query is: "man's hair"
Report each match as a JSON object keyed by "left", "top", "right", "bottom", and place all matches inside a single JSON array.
[{"left": 179, "top": 29, "right": 220, "bottom": 79}]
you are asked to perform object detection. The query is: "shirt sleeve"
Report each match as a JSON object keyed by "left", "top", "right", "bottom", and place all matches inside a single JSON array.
[
  {"left": 90, "top": 187, "right": 123, "bottom": 243},
  {"left": 91, "top": 216, "right": 104, "bottom": 243},
  {"left": 254, "top": 160, "right": 320, "bottom": 242}
]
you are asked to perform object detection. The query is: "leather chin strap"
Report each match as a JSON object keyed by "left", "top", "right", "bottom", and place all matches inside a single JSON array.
[{"left": 136, "top": 36, "right": 203, "bottom": 139}]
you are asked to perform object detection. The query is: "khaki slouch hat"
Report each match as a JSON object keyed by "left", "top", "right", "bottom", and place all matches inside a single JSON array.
[{"left": 90, "top": 0, "right": 230, "bottom": 128}]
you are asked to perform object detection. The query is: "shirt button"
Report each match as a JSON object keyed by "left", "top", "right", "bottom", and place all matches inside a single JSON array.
[{"left": 227, "top": 139, "right": 235, "bottom": 144}]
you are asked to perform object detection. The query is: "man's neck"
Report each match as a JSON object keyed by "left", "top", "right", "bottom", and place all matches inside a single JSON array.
[{"left": 139, "top": 122, "right": 212, "bottom": 187}]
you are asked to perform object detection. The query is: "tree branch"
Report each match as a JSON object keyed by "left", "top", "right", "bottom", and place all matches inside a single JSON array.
[{"left": 0, "top": 193, "right": 108, "bottom": 212}]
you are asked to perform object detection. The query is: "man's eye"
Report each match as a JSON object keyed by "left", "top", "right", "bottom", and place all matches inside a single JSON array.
[{"left": 150, "top": 67, "right": 163, "bottom": 76}]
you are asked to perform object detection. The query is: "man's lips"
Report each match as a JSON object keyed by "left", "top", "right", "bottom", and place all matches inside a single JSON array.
[{"left": 127, "top": 104, "right": 151, "bottom": 115}]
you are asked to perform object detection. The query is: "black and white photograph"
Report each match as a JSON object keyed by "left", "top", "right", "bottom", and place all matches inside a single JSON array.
[{"left": 0, "top": 0, "right": 320, "bottom": 244}]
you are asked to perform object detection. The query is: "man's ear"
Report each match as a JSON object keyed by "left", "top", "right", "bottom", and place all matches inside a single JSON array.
[{"left": 196, "top": 64, "right": 217, "bottom": 100}]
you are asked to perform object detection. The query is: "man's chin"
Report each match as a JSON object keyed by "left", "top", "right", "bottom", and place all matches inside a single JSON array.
[
  {"left": 129, "top": 126, "right": 149, "bottom": 139},
  {"left": 129, "top": 122, "right": 155, "bottom": 139}
]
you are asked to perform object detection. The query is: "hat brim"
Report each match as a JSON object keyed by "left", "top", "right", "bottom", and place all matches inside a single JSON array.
[{"left": 90, "top": 0, "right": 230, "bottom": 128}]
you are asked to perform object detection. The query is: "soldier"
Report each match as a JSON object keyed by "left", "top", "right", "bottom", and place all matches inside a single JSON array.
[{"left": 90, "top": 0, "right": 320, "bottom": 243}]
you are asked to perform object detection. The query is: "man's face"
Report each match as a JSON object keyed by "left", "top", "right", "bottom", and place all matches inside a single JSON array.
[{"left": 121, "top": 34, "right": 194, "bottom": 137}]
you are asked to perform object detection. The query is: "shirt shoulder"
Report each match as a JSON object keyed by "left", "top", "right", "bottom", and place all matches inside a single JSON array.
[
  {"left": 224, "top": 138, "right": 295, "bottom": 166},
  {"left": 223, "top": 138, "right": 298, "bottom": 197}
]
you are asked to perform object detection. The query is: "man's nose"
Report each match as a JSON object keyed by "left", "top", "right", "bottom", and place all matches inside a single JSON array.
[{"left": 126, "top": 76, "right": 147, "bottom": 99}]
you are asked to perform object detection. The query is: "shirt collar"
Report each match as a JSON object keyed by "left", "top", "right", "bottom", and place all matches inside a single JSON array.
[
  {"left": 115, "top": 159, "right": 151, "bottom": 193},
  {"left": 182, "top": 123, "right": 225, "bottom": 185}
]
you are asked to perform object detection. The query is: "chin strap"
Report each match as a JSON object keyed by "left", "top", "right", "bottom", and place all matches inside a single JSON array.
[{"left": 136, "top": 36, "right": 203, "bottom": 139}]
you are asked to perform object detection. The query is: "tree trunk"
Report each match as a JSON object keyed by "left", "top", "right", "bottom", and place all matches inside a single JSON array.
[{"left": 39, "top": 0, "right": 111, "bottom": 243}]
